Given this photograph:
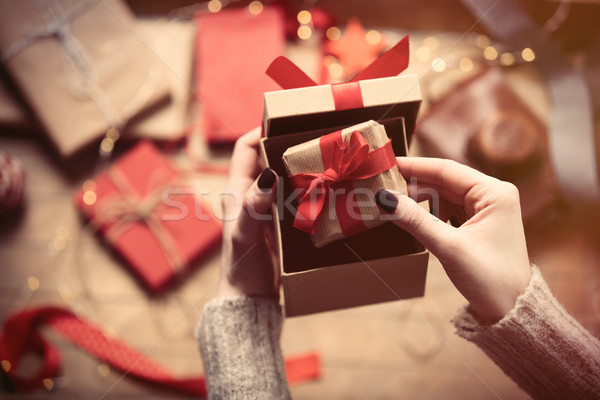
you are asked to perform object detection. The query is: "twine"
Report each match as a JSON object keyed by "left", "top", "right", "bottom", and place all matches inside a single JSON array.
[{"left": 94, "top": 167, "right": 186, "bottom": 273}]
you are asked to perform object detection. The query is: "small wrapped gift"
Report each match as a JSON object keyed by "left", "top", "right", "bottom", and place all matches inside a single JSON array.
[
  {"left": 283, "top": 120, "right": 406, "bottom": 248},
  {"left": 0, "top": 0, "right": 170, "bottom": 157},
  {"left": 74, "top": 141, "right": 222, "bottom": 293}
]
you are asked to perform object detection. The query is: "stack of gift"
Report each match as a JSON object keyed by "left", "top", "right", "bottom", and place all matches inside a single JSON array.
[{"left": 0, "top": 0, "right": 175, "bottom": 157}]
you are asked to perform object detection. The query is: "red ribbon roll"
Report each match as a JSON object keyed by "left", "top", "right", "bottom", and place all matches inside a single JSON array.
[{"left": 289, "top": 130, "right": 396, "bottom": 236}]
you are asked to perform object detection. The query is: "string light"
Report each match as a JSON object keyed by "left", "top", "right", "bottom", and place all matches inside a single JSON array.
[
  {"left": 483, "top": 46, "right": 498, "bottom": 61},
  {"left": 83, "top": 190, "right": 97, "bottom": 206},
  {"left": 248, "top": 1, "right": 263, "bottom": 15},
  {"left": 500, "top": 52, "right": 516, "bottom": 66},
  {"left": 365, "top": 30, "right": 382, "bottom": 45},
  {"left": 328, "top": 63, "right": 344, "bottom": 78},
  {"left": 415, "top": 46, "right": 431, "bottom": 61},
  {"left": 27, "top": 276, "right": 40, "bottom": 291},
  {"left": 476, "top": 34, "right": 490, "bottom": 48},
  {"left": 297, "top": 10, "right": 311, "bottom": 24},
  {"left": 100, "top": 138, "right": 114, "bottom": 153},
  {"left": 521, "top": 47, "right": 536, "bottom": 62},
  {"left": 432, "top": 58, "right": 446, "bottom": 72},
  {"left": 106, "top": 127, "right": 120, "bottom": 141},
  {"left": 1, "top": 360, "right": 11, "bottom": 372},
  {"left": 297, "top": 25, "right": 312, "bottom": 40},
  {"left": 207, "top": 0, "right": 222, "bottom": 13},
  {"left": 326, "top": 27, "right": 341, "bottom": 41},
  {"left": 423, "top": 36, "right": 439, "bottom": 51},
  {"left": 98, "top": 364, "right": 111, "bottom": 377},
  {"left": 459, "top": 57, "right": 474, "bottom": 72},
  {"left": 42, "top": 378, "right": 54, "bottom": 391}
]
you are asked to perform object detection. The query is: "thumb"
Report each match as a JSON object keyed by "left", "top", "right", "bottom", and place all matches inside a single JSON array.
[
  {"left": 237, "top": 168, "right": 278, "bottom": 236},
  {"left": 375, "top": 189, "right": 453, "bottom": 254}
]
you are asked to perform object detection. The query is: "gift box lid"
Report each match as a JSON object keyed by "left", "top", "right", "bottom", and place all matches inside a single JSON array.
[{"left": 263, "top": 73, "right": 421, "bottom": 141}]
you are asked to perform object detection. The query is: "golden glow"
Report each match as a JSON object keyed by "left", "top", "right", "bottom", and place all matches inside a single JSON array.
[
  {"left": 459, "top": 57, "right": 474, "bottom": 72},
  {"left": 83, "top": 179, "right": 96, "bottom": 191},
  {"left": 328, "top": 63, "right": 344, "bottom": 78},
  {"left": 297, "top": 10, "right": 311, "bottom": 24},
  {"left": 297, "top": 25, "right": 312, "bottom": 40},
  {"left": 326, "top": 26, "right": 341, "bottom": 41},
  {"left": 500, "top": 52, "right": 516, "bottom": 66},
  {"left": 1, "top": 360, "right": 11, "bottom": 372},
  {"left": 27, "top": 276, "right": 40, "bottom": 292},
  {"left": 423, "top": 36, "right": 439, "bottom": 51},
  {"left": 53, "top": 236, "right": 67, "bottom": 251},
  {"left": 432, "top": 58, "right": 446, "bottom": 72},
  {"left": 476, "top": 34, "right": 490, "bottom": 48},
  {"left": 415, "top": 46, "right": 431, "bottom": 61},
  {"left": 207, "top": 0, "right": 222, "bottom": 13},
  {"left": 43, "top": 378, "right": 54, "bottom": 391},
  {"left": 483, "top": 46, "right": 498, "bottom": 61},
  {"left": 248, "top": 1, "right": 263, "bottom": 15},
  {"left": 521, "top": 47, "right": 535, "bottom": 62},
  {"left": 105, "top": 127, "right": 120, "bottom": 141},
  {"left": 365, "top": 30, "right": 382, "bottom": 45},
  {"left": 83, "top": 190, "right": 97, "bottom": 206},
  {"left": 98, "top": 364, "right": 111, "bottom": 377},
  {"left": 56, "top": 225, "right": 68, "bottom": 237},
  {"left": 100, "top": 138, "right": 114, "bottom": 153}
]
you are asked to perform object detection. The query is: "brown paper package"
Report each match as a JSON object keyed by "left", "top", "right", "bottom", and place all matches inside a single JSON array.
[
  {"left": 282, "top": 120, "right": 407, "bottom": 248},
  {"left": 0, "top": 0, "right": 170, "bottom": 157}
]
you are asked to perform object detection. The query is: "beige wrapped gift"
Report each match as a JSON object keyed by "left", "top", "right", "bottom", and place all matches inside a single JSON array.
[
  {"left": 282, "top": 120, "right": 407, "bottom": 248},
  {"left": 0, "top": 0, "right": 170, "bottom": 157}
]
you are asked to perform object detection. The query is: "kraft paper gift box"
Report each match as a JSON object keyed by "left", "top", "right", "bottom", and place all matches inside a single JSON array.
[
  {"left": 259, "top": 37, "right": 429, "bottom": 316},
  {"left": 0, "top": 0, "right": 170, "bottom": 158},
  {"left": 125, "top": 18, "right": 195, "bottom": 141},
  {"left": 74, "top": 141, "right": 222, "bottom": 293},
  {"left": 282, "top": 120, "right": 408, "bottom": 248}
]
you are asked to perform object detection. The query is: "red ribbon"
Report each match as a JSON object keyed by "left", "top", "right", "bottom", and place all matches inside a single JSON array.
[
  {"left": 0, "top": 306, "right": 320, "bottom": 395},
  {"left": 290, "top": 130, "right": 396, "bottom": 235},
  {"left": 266, "top": 35, "right": 409, "bottom": 109}
]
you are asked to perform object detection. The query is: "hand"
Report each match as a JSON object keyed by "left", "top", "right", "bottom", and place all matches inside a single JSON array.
[
  {"left": 218, "top": 128, "right": 279, "bottom": 298},
  {"left": 375, "top": 157, "right": 532, "bottom": 323}
]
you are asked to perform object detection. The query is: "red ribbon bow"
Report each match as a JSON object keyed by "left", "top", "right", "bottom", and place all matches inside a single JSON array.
[
  {"left": 290, "top": 130, "right": 396, "bottom": 235},
  {"left": 266, "top": 35, "right": 409, "bottom": 91}
]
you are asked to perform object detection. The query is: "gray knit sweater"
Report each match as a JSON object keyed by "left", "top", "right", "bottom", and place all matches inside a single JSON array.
[{"left": 197, "top": 267, "right": 600, "bottom": 399}]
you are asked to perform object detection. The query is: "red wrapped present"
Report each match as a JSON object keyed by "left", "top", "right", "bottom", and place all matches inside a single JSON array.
[
  {"left": 194, "top": 7, "right": 285, "bottom": 144},
  {"left": 74, "top": 142, "right": 222, "bottom": 293}
]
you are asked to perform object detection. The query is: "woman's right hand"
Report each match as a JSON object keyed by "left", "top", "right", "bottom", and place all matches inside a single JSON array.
[{"left": 375, "top": 157, "right": 532, "bottom": 324}]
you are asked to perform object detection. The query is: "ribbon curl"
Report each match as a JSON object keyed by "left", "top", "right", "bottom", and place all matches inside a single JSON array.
[{"left": 290, "top": 130, "right": 396, "bottom": 235}]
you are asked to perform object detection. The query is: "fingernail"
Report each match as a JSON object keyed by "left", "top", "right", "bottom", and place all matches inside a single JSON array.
[
  {"left": 375, "top": 189, "right": 398, "bottom": 214},
  {"left": 450, "top": 216, "right": 461, "bottom": 227},
  {"left": 257, "top": 168, "right": 276, "bottom": 191}
]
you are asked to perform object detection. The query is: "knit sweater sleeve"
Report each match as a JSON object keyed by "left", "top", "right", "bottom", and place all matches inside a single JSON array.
[
  {"left": 453, "top": 266, "right": 600, "bottom": 400},
  {"left": 195, "top": 296, "right": 291, "bottom": 400}
]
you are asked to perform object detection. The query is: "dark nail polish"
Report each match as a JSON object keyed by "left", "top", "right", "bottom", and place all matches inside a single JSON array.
[
  {"left": 257, "top": 168, "right": 276, "bottom": 191},
  {"left": 375, "top": 190, "right": 398, "bottom": 214},
  {"left": 449, "top": 216, "right": 461, "bottom": 227}
]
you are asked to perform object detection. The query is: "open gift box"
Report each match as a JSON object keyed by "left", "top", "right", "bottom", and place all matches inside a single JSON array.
[{"left": 259, "top": 37, "right": 429, "bottom": 316}]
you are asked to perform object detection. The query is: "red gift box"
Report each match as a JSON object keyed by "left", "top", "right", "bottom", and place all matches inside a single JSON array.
[
  {"left": 74, "top": 142, "right": 222, "bottom": 293},
  {"left": 194, "top": 7, "right": 285, "bottom": 144}
]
